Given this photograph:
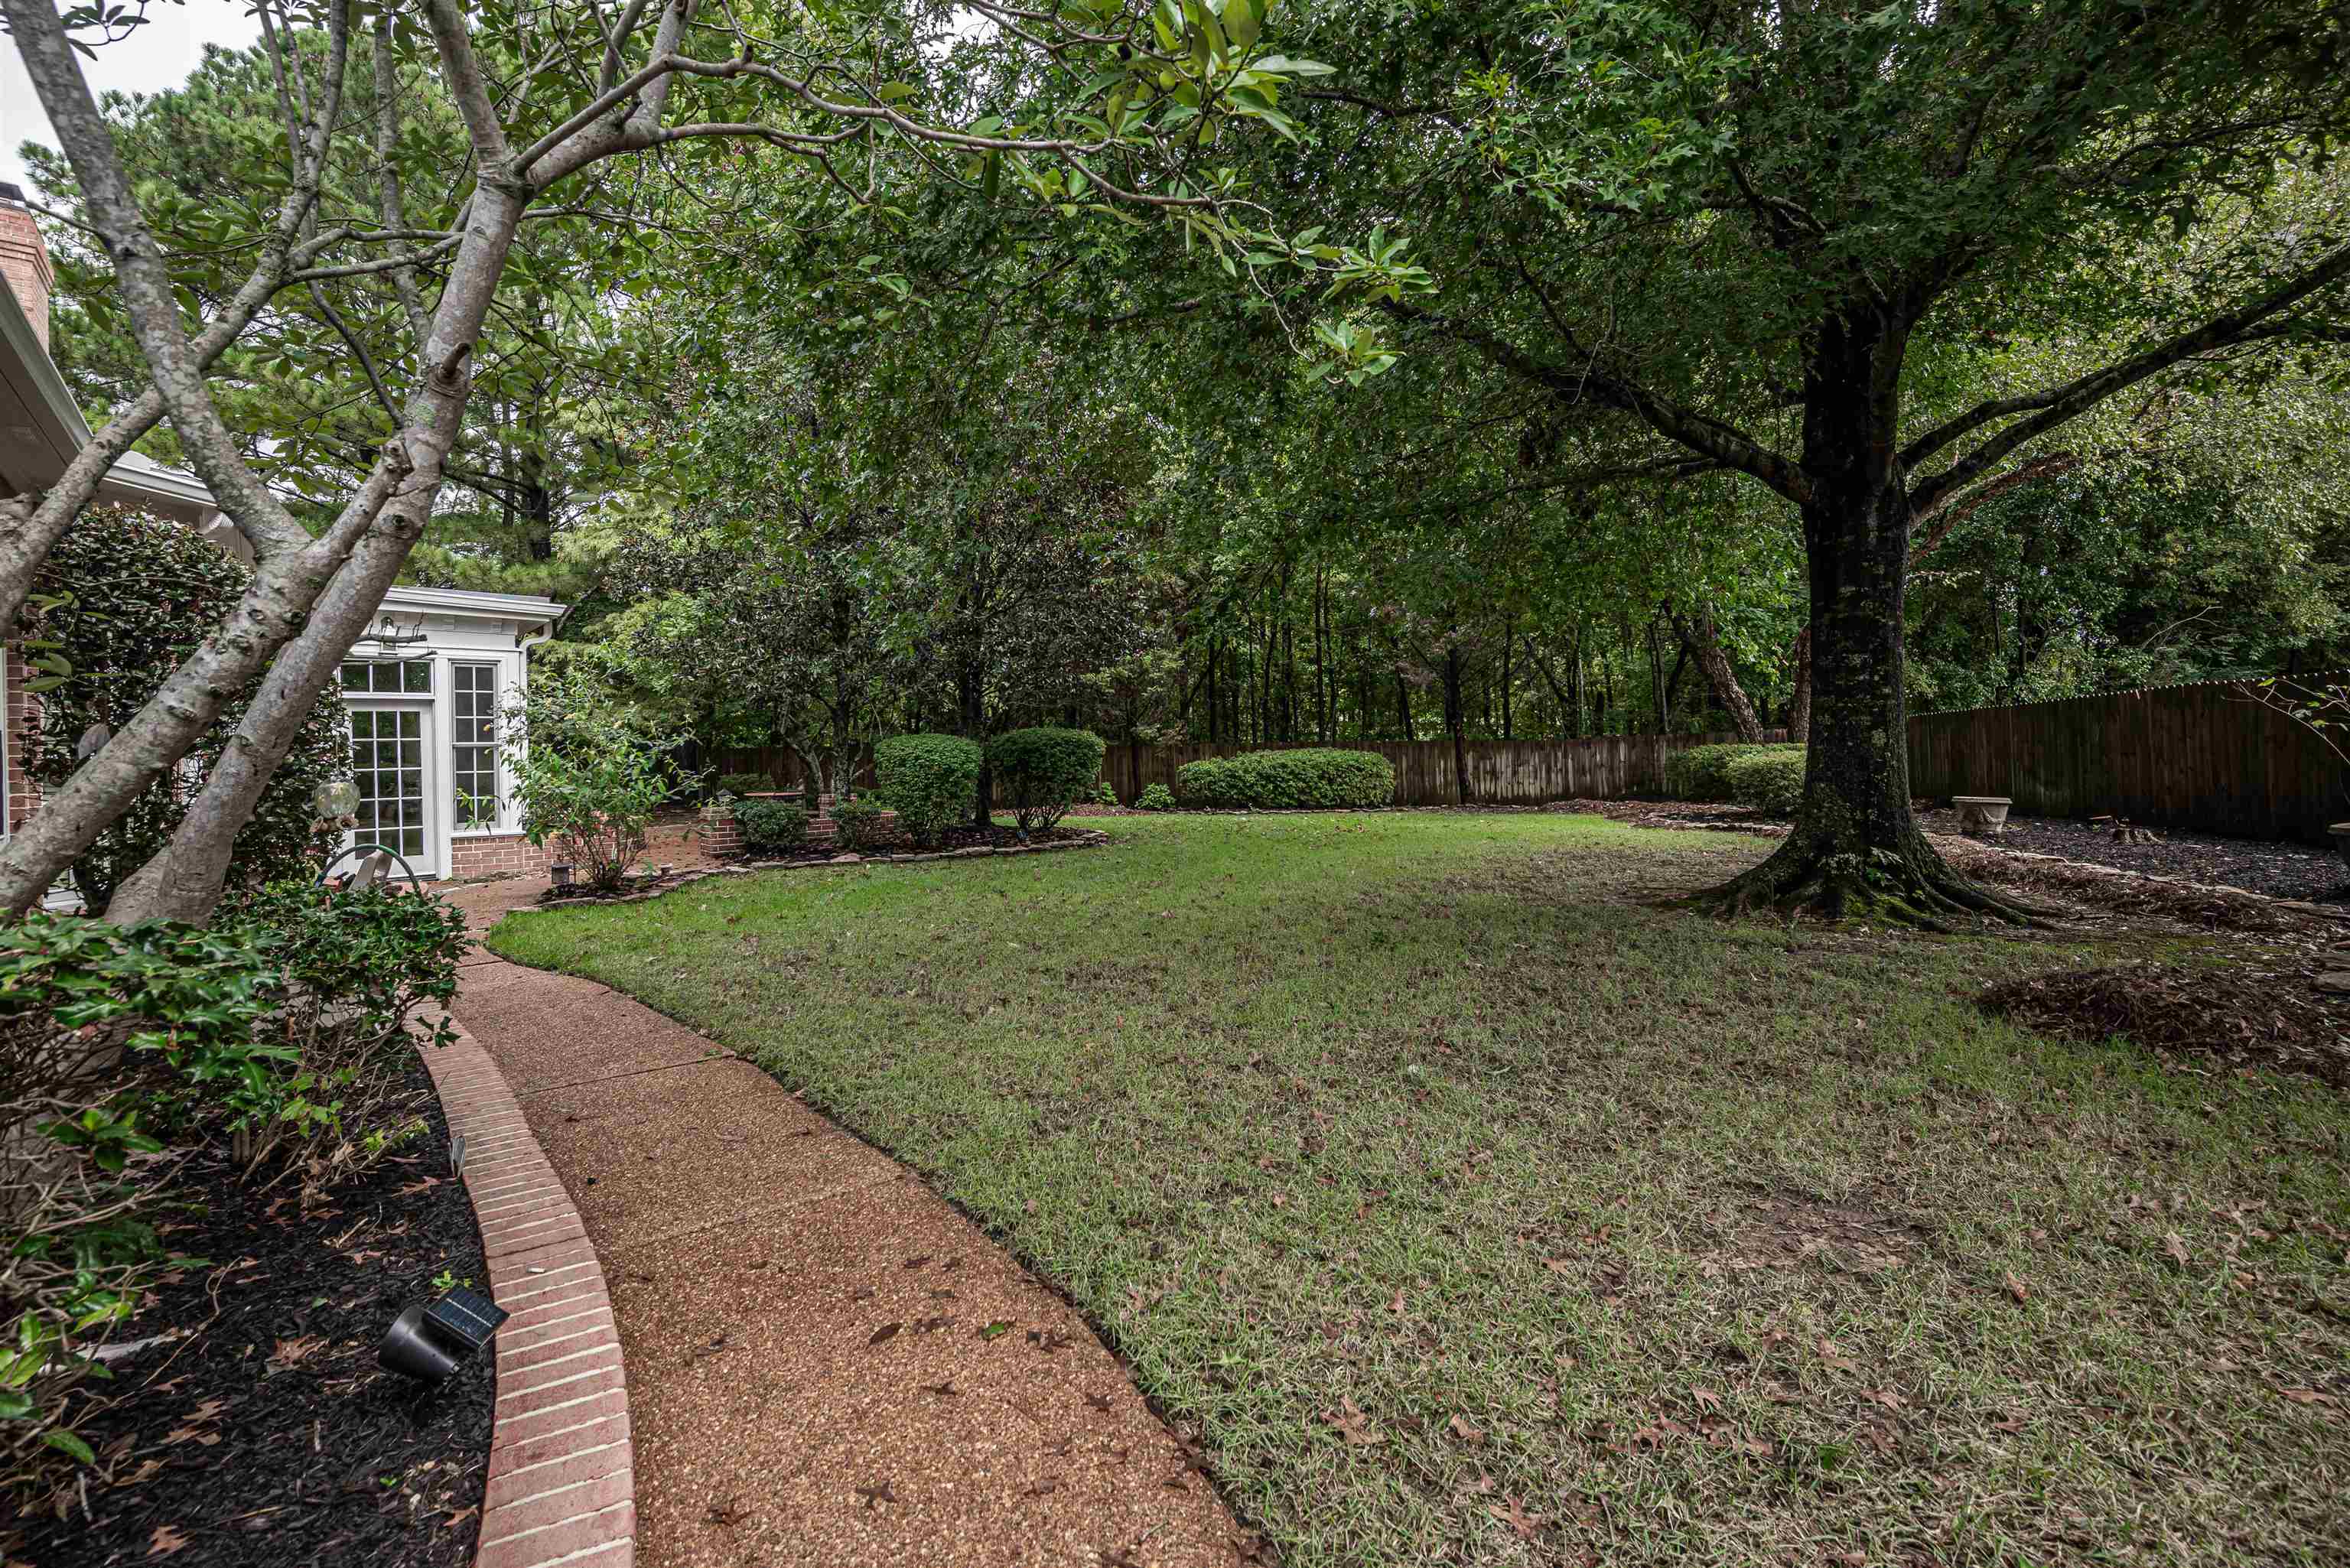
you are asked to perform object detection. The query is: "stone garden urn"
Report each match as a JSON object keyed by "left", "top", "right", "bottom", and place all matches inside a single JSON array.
[{"left": 1952, "top": 795, "right": 2013, "bottom": 836}]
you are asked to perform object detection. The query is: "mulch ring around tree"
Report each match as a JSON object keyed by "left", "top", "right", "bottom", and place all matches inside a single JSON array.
[
  {"left": 1979, "top": 956, "right": 2350, "bottom": 1090},
  {"left": 5, "top": 1057, "right": 491, "bottom": 1568}
]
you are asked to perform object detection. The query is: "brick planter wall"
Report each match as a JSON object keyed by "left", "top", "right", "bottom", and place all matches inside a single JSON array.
[
  {"left": 450, "top": 834, "right": 554, "bottom": 881},
  {"left": 704, "top": 797, "right": 897, "bottom": 854},
  {"left": 422, "top": 1019, "right": 634, "bottom": 1568},
  {"left": 695, "top": 804, "right": 742, "bottom": 857}
]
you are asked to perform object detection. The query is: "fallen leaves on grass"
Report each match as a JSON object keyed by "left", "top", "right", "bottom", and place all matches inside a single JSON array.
[
  {"left": 1449, "top": 1413, "right": 1486, "bottom": 1445},
  {"left": 1486, "top": 1495, "right": 1546, "bottom": 1539},
  {"left": 1323, "top": 1394, "right": 1382, "bottom": 1445}
]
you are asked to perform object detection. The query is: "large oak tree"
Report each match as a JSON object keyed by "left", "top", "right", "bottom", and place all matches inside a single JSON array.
[{"left": 1237, "top": 0, "right": 2350, "bottom": 921}]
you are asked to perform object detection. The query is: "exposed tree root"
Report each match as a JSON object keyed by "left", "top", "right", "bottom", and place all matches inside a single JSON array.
[{"left": 1684, "top": 832, "right": 2052, "bottom": 931}]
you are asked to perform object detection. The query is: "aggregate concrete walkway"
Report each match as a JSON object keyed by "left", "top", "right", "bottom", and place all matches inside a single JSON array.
[{"left": 444, "top": 877, "right": 1248, "bottom": 1568}]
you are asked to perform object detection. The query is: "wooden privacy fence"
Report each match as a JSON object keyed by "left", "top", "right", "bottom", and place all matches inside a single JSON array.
[
  {"left": 714, "top": 731, "right": 1785, "bottom": 808},
  {"left": 1906, "top": 675, "right": 2348, "bottom": 844}
]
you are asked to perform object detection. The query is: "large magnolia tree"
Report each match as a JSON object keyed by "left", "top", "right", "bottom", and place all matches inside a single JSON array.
[{"left": 1215, "top": 0, "right": 2350, "bottom": 922}]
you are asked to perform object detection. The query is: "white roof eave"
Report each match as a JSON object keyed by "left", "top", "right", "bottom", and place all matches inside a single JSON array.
[
  {"left": 377, "top": 582, "right": 572, "bottom": 626},
  {"left": 0, "top": 284, "right": 216, "bottom": 522}
]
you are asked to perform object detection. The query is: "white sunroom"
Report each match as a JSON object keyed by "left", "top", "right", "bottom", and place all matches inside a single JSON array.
[{"left": 334, "top": 584, "right": 568, "bottom": 880}]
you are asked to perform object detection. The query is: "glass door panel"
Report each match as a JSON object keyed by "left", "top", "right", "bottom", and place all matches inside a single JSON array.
[{"left": 347, "top": 705, "right": 430, "bottom": 864}]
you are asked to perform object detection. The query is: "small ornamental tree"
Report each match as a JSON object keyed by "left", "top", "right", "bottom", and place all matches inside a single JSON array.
[
  {"left": 28, "top": 506, "right": 344, "bottom": 915},
  {"left": 503, "top": 669, "right": 687, "bottom": 890},
  {"left": 875, "top": 734, "right": 981, "bottom": 847},
  {"left": 987, "top": 728, "right": 1105, "bottom": 831}
]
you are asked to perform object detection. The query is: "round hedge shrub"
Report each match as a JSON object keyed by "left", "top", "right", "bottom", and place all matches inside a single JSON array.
[
  {"left": 1174, "top": 756, "right": 1242, "bottom": 808},
  {"left": 876, "top": 734, "right": 981, "bottom": 846},
  {"left": 1722, "top": 748, "right": 1807, "bottom": 815},
  {"left": 987, "top": 727, "right": 1106, "bottom": 831},
  {"left": 1134, "top": 783, "right": 1175, "bottom": 812},
  {"left": 832, "top": 797, "right": 890, "bottom": 849},
  {"left": 735, "top": 798, "right": 809, "bottom": 854},
  {"left": 1176, "top": 748, "right": 1394, "bottom": 809},
  {"left": 1665, "top": 742, "right": 1803, "bottom": 802}
]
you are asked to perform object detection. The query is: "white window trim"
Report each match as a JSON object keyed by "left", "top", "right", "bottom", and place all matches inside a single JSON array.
[{"left": 448, "top": 658, "right": 509, "bottom": 838}]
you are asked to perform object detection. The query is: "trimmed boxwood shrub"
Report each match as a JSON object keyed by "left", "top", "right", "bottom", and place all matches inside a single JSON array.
[
  {"left": 1173, "top": 756, "right": 1241, "bottom": 807},
  {"left": 1135, "top": 783, "right": 1176, "bottom": 812},
  {"left": 735, "top": 798, "right": 809, "bottom": 854},
  {"left": 714, "top": 772, "right": 772, "bottom": 798},
  {"left": 1722, "top": 748, "right": 1807, "bottom": 815},
  {"left": 876, "top": 734, "right": 981, "bottom": 846},
  {"left": 1175, "top": 748, "right": 1395, "bottom": 809},
  {"left": 832, "top": 797, "right": 890, "bottom": 849},
  {"left": 987, "top": 727, "right": 1106, "bottom": 831},
  {"left": 1665, "top": 742, "right": 1803, "bottom": 802}
]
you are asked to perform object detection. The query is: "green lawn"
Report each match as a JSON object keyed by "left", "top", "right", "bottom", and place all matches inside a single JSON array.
[{"left": 488, "top": 812, "right": 2350, "bottom": 1565}]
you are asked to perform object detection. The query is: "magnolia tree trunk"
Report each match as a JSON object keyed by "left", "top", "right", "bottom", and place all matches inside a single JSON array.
[
  {"left": 1694, "top": 317, "right": 2030, "bottom": 927},
  {"left": 1698, "top": 481, "right": 2026, "bottom": 923}
]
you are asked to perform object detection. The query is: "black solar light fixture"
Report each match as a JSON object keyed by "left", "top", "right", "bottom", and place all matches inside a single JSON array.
[{"left": 379, "top": 1287, "right": 510, "bottom": 1384}]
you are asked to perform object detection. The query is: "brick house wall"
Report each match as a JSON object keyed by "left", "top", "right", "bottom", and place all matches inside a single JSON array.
[{"left": 5, "top": 646, "right": 40, "bottom": 833}]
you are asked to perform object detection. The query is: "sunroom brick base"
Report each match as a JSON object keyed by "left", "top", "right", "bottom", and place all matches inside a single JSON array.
[
  {"left": 448, "top": 834, "right": 553, "bottom": 881},
  {"left": 422, "top": 1017, "right": 634, "bottom": 1568}
]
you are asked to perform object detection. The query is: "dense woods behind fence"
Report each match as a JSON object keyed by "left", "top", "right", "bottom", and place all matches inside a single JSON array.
[
  {"left": 715, "top": 731, "right": 1787, "bottom": 809},
  {"left": 1906, "top": 676, "right": 2346, "bottom": 844},
  {"left": 716, "top": 675, "right": 2348, "bottom": 842}
]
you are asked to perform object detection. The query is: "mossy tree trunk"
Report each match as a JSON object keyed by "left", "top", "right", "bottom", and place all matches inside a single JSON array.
[{"left": 1694, "top": 308, "right": 2029, "bottom": 926}]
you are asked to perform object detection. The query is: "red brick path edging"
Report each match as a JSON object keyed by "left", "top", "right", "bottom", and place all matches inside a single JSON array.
[{"left": 422, "top": 1018, "right": 636, "bottom": 1568}]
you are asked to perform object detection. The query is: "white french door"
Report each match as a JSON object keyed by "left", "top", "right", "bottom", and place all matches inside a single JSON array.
[{"left": 347, "top": 704, "right": 437, "bottom": 874}]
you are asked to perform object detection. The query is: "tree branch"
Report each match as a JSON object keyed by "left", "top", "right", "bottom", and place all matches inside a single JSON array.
[
  {"left": 1905, "top": 239, "right": 2350, "bottom": 513},
  {"left": 1385, "top": 301, "right": 1812, "bottom": 506}
]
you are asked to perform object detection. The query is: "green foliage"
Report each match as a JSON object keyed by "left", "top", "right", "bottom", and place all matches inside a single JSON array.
[
  {"left": 1135, "top": 782, "right": 1177, "bottom": 812},
  {"left": 876, "top": 734, "right": 981, "bottom": 846},
  {"left": 1176, "top": 748, "right": 1394, "bottom": 809},
  {"left": 832, "top": 798, "right": 890, "bottom": 851},
  {"left": 735, "top": 798, "right": 811, "bottom": 854},
  {"left": 987, "top": 728, "right": 1108, "bottom": 831},
  {"left": 506, "top": 669, "right": 689, "bottom": 889},
  {"left": 0, "top": 883, "right": 461, "bottom": 1480},
  {"left": 1720, "top": 749, "right": 1807, "bottom": 815},
  {"left": 28, "top": 506, "right": 345, "bottom": 913},
  {"left": 1667, "top": 743, "right": 1803, "bottom": 802},
  {"left": 715, "top": 773, "right": 773, "bottom": 798},
  {"left": 1092, "top": 782, "right": 1119, "bottom": 806}
]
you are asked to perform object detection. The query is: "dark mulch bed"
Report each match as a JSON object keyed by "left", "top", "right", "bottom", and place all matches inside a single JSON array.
[
  {"left": 5, "top": 1056, "right": 492, "bottom": 1568},
  {"left": 1547, "top": 797, "right": 1789, "bottom": 836},
  {"left": 1980, "top": 955, "right": 2350, "bottom": 1089},
  {"left": 737, "top": 821, "right": 1098, "bottom": 864},
  {"left": 1916, "top": 807, "right": 2350, "bottom": 906}
]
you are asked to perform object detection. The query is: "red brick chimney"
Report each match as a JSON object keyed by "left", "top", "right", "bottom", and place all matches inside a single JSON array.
[{"left": 0, "top": 182, "right": 54, "bottom": 352}]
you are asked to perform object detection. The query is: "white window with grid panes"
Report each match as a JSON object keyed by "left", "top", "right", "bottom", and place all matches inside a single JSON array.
[
  {"left": 340, "top": 659, "right": 433, "bottom": 696},
  {"left": 346, "top": 705, "right": 428, "bottom": 863},
  {"left": 451, "top": 662, "right": 500, "bottom": 831}
]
